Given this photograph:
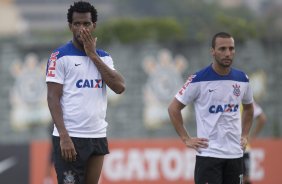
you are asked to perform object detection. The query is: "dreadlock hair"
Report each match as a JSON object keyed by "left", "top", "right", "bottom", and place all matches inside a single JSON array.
[
  {"left": 211, "top": 32, "right": 233, "bottom": 48},
  {"left": 67, "top": 1, "right": 97, "bottom": 23}
]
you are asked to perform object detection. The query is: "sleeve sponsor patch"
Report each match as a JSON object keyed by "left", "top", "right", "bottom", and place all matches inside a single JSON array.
[
  {"left": 178, "top": 74, "right": 196, "bottom": 95},
  {"left": 46, "top": 51, "right": 59, "bottom": 77}
]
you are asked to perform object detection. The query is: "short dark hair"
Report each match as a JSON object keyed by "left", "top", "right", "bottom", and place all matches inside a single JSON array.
[
  {"left": 211, "top": 32, "right": 233, "bottom": 48},
  {"left": 67, "top": 1, "right": 97, "bottom": 23}
]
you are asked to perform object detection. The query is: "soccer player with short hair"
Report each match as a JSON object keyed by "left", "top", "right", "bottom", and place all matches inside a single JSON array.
[
  {"left": 46, "top": 1, "right": 125, "bottom": 184},
  {"left": 168, "top": 32, "right": 254, "bottom": 184}
]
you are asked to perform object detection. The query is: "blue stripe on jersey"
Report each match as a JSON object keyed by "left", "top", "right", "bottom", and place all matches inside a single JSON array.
[
  {"left": 191, "top": 64, "right": 249, "bottom": 83},
  {"left": 55, "top": 41, "right": 86, "bottom": 58},
  {"left": 96, "top": 49, "right": 110, "bottom": 57},
  {"left": 46, "top": 42, "right": 110, "bottom": 75},
  {"left": 54, "top": 41, "right": 110, "bottom": 59}
]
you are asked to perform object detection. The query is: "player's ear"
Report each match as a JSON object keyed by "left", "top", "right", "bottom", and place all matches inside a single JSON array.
[
  {"left": 210, "top": 47, "right": 215, "bottom": 56},
  {"left": 68, "top": 23, "right": 72, "bottom": 30},
  {"left": 93, "top": 22, "right": 96, "bottom": 29}
]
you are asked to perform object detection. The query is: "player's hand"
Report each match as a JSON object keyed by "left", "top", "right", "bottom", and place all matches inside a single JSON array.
[
  {"left": 184, "top": 137, "right": 209, "bottom": 153},
  {"left": 60, "top": 135, "right": 77, "bottom": 162},
  {"left": 241, "top": 136, "right": 248, "bottom": 152},
  {"left": 80, "top": 28, "right": 97, "bottom": 57}
]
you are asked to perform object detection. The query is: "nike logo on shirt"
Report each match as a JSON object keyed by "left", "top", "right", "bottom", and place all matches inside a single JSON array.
[
  {"left": 208, "top": 89, "right": 215, "bottom": 92},
  {"left": 75, "top": 63, "right": 81, "bottom": 66}
]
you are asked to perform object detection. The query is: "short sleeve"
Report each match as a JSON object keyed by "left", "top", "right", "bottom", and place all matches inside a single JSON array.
[
  {"left": 104, "top": 55, "right": 115, "bottom": 70},
  {"left": 175, "top": 75, "right": 199, "bottom": 105},
  {"left": 242, "top": 83, "right": 253, "bottom": 104},
  {"left": 97, "top": 49, "right": 115, "bottom": 70}
]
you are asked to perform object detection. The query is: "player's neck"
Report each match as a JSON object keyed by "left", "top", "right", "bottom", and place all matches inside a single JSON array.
[
  {"left": 72, "top": 40, "right": 85, "bottom": 52},
  {"left": 211, "top": 63, "right": 231, "bottom": 76}
]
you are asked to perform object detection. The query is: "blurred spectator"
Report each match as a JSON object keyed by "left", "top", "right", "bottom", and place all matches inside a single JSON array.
[{"left": 243, "top": 101, "right": 267, "bottom": 184}]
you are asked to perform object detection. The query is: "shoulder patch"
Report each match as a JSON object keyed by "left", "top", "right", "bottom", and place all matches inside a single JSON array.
[
  {"left": 46, "top": 51, "right": 60, "bottom": 77},
  {"left": 178, "top": 74, "right": 196, "bottom": 95}
]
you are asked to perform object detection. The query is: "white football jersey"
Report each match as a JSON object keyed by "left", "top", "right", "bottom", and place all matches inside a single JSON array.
[
  {"left": 46, "top": 41, "right": 114, "bottom": 138},
  {"left": 176, "top": 64, "right": 253, "bottom": 158}
]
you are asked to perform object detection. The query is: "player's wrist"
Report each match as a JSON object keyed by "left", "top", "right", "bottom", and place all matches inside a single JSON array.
[
  {"left": 241, "top": 135, "right": 249, "bottom": 140},
  {"left": 88, "top": 51, "right": 99, "bottom": 60},
  {"left": 182, "top": 136, "right": 191, "bottom": 144},
  {"left": 59, "top": 130, "right": 70, "bottom": 139}
]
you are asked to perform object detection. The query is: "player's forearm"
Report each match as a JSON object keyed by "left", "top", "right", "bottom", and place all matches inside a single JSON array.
[
  {"left": 90, "top": 54, "right": 125, "bottom": 94},
  {"left": 168, "top": 106, "right": 190, "bottom": 143},
  {"left": 242, "top": 105, "right": 254, "bottom": 137},
  {"left": 47, "top": 96, "right": 68, "bottom": 138}
]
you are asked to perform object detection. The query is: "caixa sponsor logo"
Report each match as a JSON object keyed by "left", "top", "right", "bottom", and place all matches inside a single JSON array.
[
  {"left": 76, "top": 79, "right": 103, "bottom": 88},
  {"left": 209, "top": 104, "right": 239, "bottom": 113}
]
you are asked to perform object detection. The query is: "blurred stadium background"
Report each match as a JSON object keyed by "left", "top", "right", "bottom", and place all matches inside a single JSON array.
[{"left": 0, "top": 0, "right": 282, "bottom": 183}]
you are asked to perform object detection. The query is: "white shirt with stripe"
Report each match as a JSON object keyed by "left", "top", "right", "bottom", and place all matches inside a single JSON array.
[
  {"left": 176, "top": 64, "right": 253, "bottom": 158},
  {"left": 46, "top": 41, "right": 114, "bottom": 138}
]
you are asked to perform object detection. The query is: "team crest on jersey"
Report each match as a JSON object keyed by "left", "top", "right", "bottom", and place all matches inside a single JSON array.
[
  {"left": 63, "top": 170, "right": 76, "bottom": 184},
  {"left": 232, "top": 83, "right": 240, "bottom": 97}
]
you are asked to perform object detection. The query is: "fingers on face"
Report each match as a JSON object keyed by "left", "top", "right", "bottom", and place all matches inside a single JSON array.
[
  {"left": 80, "top": 30, "right": 87, "bottom": 42},
  {"left": 81, "top": 28, "right": 92, "bottom": 41}
]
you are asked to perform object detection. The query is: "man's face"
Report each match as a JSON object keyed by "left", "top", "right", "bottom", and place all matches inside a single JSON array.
[
  {"left": 69, "top": 12, "right": 96, "bottom": 45},
  {"left": 211, "top": 37, "right": 235, "bottom": 68}
]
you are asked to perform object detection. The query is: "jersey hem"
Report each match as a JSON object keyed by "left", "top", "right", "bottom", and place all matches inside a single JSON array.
[
  {"left": 52, "top": 131, "right": 107, "bottom": 138},
  {"left": 46, "top": 79, "right": 63, "bottom": 84},
  {"left": 175, "top": 95, "right": 188, "bottom": 105},
  {"left": 196, "top": 152, "right": 243, "bottom": 159}
]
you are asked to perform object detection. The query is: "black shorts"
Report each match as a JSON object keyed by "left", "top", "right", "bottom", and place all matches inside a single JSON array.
[
  {"left": 195, "top": 156, "right": 243, "bottom": 184},
  {"left": 243, "top": 152, "right": 250, "bottom": 177},
  {"left": 52, "top": 136, "right": 109, "bottom": 184}
]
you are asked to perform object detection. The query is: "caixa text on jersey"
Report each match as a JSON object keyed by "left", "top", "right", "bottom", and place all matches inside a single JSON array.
[
  {"left": 76, "top": 79, "right": 103, "bottom": 88},
  {"left": 209, "top": 104, "right": 239, "bottom": 113}
]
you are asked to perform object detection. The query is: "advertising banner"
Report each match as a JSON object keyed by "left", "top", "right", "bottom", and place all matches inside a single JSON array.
[
  {"left": 28, "top": 138, "right": 282, "bottom": 184},
  {"left": 0, "top": 144, "right": 29, "bottom": 183}
]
